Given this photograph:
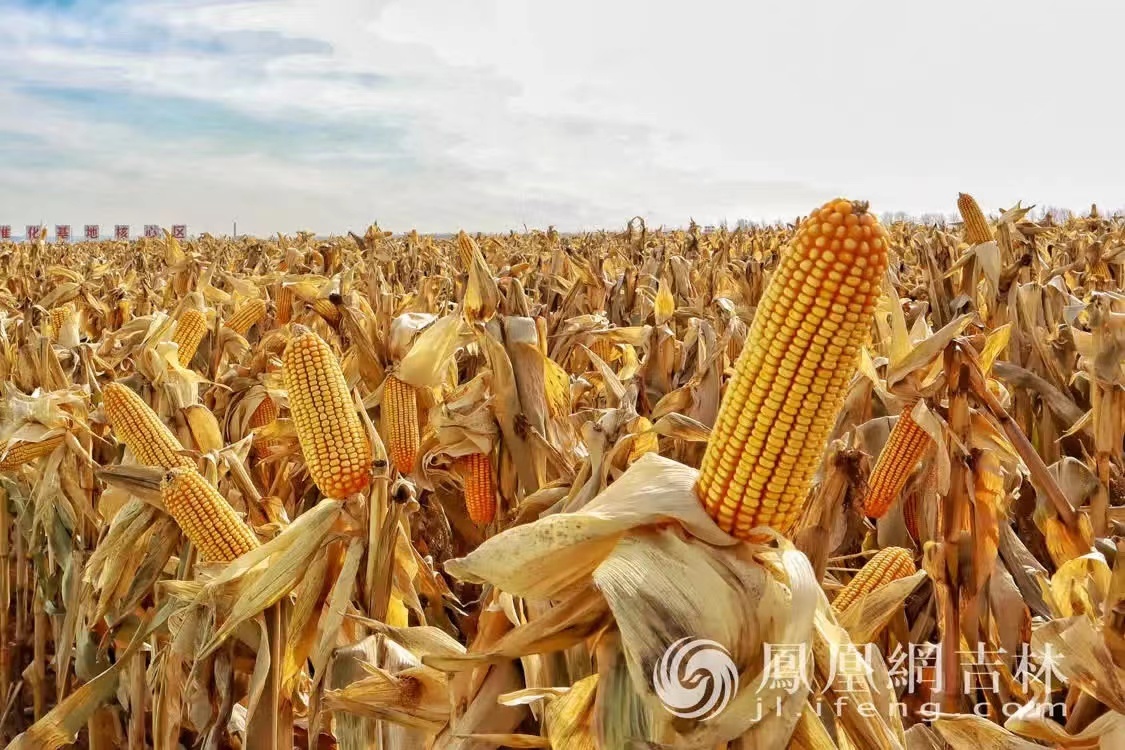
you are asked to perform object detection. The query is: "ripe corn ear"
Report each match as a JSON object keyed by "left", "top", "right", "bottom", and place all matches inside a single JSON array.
[
  {"left": 226, "top": 298, "right": 267, "bottom": 335},
  {"left": 457, "top": 452, "right": 496, "bottom": 524},
  {"left": 832, "top": 546, "right": 916, "bottom": 614},
  {"left": 172, "top": 309, "right": 207, "bottom": 367},
  {"left": 0, "top": 435, "right": 66, "bottom": 471},
  {"left": 863, "top": 398, "right": 933, "bottom": 518},
  {"left": 696, "top": 199, "right": 889, "bottom": 539},
  {"left": 276, "top": 286, "right": 293, "bottom": 324},
  {"left": 103, "top": 382, "right": 194, "bottom": 469},
  {"left": 957, "top": 192, "right": 993, "bottom": 245},
  {"left": 382, "top": 375, "right": 420, "bottom": 475},
  {"left": 282, "top": 329, "right": 372, "bottom": 497},
  {"left": 160, "top": 467, "right": 259, "bottom": 562},
  {"left": 312, "top": 298, "right": 340, "bottom": 325}
]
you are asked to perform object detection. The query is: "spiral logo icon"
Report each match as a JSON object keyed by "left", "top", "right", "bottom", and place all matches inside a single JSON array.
[{"left": 652, "top": 637, "right": 739, "bottom": 719}]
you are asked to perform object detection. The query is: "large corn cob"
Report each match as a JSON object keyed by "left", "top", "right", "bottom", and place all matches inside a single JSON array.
[
  {"left": 160, "top": 467, "right": 259, "bottom": 562},
  {"left": 382, "top": 375, "right": 420, "bottom": 475},
  {"left": 103, "top": 383, "right": 194, "bottom": 469},
  {"left": 0, "top": 435, "right": 66, "bottom": 471},
  {"left": 457, "top": 452, "right": 496, "bottom": 524},
  {"left": 282, "top": 329, "right": 372, "bottom": 497},
  {"left": 172, "top": 309, "right": 207, "bottom": 367},
  {"left": 225, "top": 299, "right": 267, "bottom": 335},
  {"left": 831, "top": 546, "right": 916, "bottom": 614},
  {"left": 957, "top": 192, "right": 993, "bottom": 245},
  {"left": 696, "top": 199, "right": 889, "bottom": 538},
  {"left": 862, "top": 398, "right": 933, "bottom": 518}
]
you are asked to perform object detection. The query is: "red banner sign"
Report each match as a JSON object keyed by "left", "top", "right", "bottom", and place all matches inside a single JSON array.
[
  {"left": 144, "top": 224, "right": 160, "bottom": 238},
  {"left": 26, "top": 226, "right": 41, "bottom": 241},
  {"left": 115, "top": 225, "right": 129, "bottom": 240},
  {"left": 0, "top": 226, "right": 10, "bottom": 240},
  {"left": 171, "top": 224, "right": 187, "bottom": 240},
  {"left": 55, "top": 225, "right": 71, "bottom": 241},
  {"left": 85, "top": 225, "right": 99, "bottom": 239}
]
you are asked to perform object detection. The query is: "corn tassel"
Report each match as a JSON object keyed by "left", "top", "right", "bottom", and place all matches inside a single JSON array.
[
  {"left": 160, "top": 467, "right": 259, "bottom": 562},
  {"left": 863, "top": 398, "right": 933, "bottom": 518},
  {"left": 282, "top": 328, "right": 372, "bottom": 497},
  {"left": 831, "top": 546, "right": 916, "bottom": 614},
  {"left": 696, "top": 199, "right": 889, "bottom": 539},
  {"left": 382, "top": 375, "right": 419, "bottom": 475}
]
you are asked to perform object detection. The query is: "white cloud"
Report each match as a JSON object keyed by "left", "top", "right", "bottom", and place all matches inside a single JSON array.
[{"left": 0, "top": 0, "right": 1123, "bottom": 234}]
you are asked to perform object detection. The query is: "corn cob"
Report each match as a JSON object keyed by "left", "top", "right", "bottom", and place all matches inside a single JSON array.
[
  {"left": 957, "top": 192, "right": 993, "bottom": 245},
  {"left": 103, "top": 382, "right": 194, "bottom": 469},
  {"left": 627, "top": 417, "right": 659, "bottom": 463},
  {"left": 591, "top": 337, "right": 616, "bottom": 363},
  {"left": 312, "top": 298, "right": 340, "bottom": 325},
  {"left": 382, "top": 375, "right": 420, "bottom": 475},
  {"left": 457, "top": 452, "right": 496, "bottom": 524},
  {"left": 862, "top": 398, "right": 933, "bottom": 518},
  {"left": 0, "top": 434, "right": 65, "bottom": 471},
  {"left": 282, "top": 329, "right": 372, "bottom": 497},
  {"left": 46, "top": 305, "right": 73, "bottom": 337},
  {"left": 249, "top": 393, "right": 281, "bottom": 458},
  {"left": 832, "top": 546, "right": 916, "bottom": 614},
  {"left": 160, "top": 467, "right": 259, "bottom": 562},
  {"left": 276, "top": 285, "right": 293, "bottom": 324},
  {"left": 250, "top": 394, "right": 278, "bottom": 429},
  {"left": 696, "top": 199, "right": 889, "bottom": 539},
  {"left": 172, "top": 309, "right": 207, "bottom": 367},
  {"left": 225, "top": 298, "right": 267, "bottom": 335}
]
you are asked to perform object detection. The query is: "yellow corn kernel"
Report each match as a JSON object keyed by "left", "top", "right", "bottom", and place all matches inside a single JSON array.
[
  {"left": 282, "top": 328, "right": 372, "bottom": 497},
  {"left": 457, "top": 452, "right": 496, "bottom": 524},
  {"left": 0, "top": 434, "right": 65, "bottom": 471},
  {"left": 225, "top": 298, "right": 267, "bottom": 335},
  {"left": 382, "top": 375, "right": 419, "bottom": 475},
  {"left": 695, "top": 199, "right": 889, "bottom": 539},
  {"left": 957, "top": 192, "right": 993, "bottom": 245},
  {"left": 103, "top": 382, "right": 194, "bottom": 469},
  {"left": 863, "top": 398, "right": 933, "bottom": 518},
  {"left": 160, "top": 467, "right": 259, "bottom": 562},
  {"left": 831, "top": 546, "right": 916, "bottom": 614},
  {"left": 172, "top": 309, "right": 207, "bottom": 367}
]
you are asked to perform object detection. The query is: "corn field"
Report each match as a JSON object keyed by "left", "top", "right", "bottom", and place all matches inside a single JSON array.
[{"left": 0, "top": 195, "right": 1122, "bottom": 749}]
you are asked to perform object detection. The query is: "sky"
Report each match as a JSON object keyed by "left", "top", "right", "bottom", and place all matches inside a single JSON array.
[{"left": 1, "top": 0, "right": 1123, "bottom": 236}]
